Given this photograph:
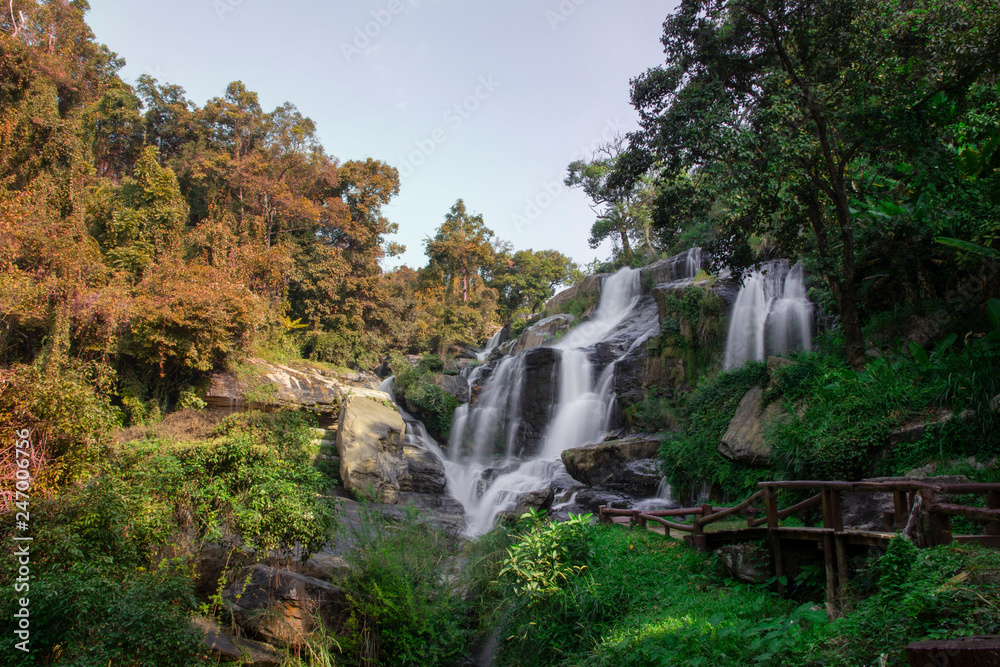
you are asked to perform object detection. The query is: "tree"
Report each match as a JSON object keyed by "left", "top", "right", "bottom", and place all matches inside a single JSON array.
[
  {"left": 620, "top": 0, "right": 1000, "bottom": 368},
  {"left": 566, "top": 134, "right": 656, "bottom": 260},
  {"left": 489, "top": 249, "right": 579, "bottom": 323},
  {"left": 424, "top": 199, "right": 495, "bottom": 303}
]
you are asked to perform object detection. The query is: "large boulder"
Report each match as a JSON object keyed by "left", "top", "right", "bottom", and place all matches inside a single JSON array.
[
  {"left": 336, "top": 395, "right": 410, "bottom": 504},
  {"left": 429, "top": 373, "right": 470, "bottom": 403},
  {"left": 561, "top": 434, "right": 666, "bottom": 493},
  {"left": 510, "top": 313, "right": 576, "bottom": 354},
  {"left": 717, "top": 386, "right": 788, "bottom": 467},
  {"left": 223, "top": 565, "right": 347, "bottom": 650},
  {"left": 205, "top": 359, "right": 384, "bottom": 427},
  {"left": 401, "top": 442, "right": 448, "bottom": 494}
]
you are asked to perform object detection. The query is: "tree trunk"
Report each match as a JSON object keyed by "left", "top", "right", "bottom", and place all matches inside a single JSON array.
[
  {"left": 461, "top": 273, "right": 469, "bottom": 303},
  {"left": 619, "top": 227, "right": 632, "bottom": 256}
]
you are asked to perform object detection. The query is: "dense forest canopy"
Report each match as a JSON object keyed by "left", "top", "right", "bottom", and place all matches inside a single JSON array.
[
  {"left": 0, "top": 0, "right": 579, "bottom": 412},
  {"left": 608, "top": 0, "right": 1000, "bottom": 367}
]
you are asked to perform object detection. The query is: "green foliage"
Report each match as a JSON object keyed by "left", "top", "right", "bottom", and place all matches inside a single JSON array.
[
  {"left": 496, "top": 510, "right": 594, "bottom": 601},
  {"left": 623, "top": 390, "right": 678, "bottom": 432},
  {"left": 659, "top": 362, "right": 769, "bottom": 501},
  {"left": 337, "top": 507, "right": 471, "bottom": 667},
  {"left": 389, "top": 353, "right": 460, "bottom": 441},
  {"left": 546, "top": 291, "right": 598, "bottom": 319},
  {"left": 478, "top": 524, "right": 822, "bottom": 667},
  {"left": 0, "top": 361, "right": 118, "bottom": 489},
  {"left": 651, "top": 285, "right": 728, "bottom": 385},
  {"left": 114, "top": 410, "right": 338, "bottom": 556},
  {"left": 0, "top": 560, "right": 209, "bottom": 667},
  {"left": 787, "top": 540, "right": 1000, "bottom": 665}
]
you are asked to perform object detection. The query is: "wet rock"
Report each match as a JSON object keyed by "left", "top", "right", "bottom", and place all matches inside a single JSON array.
[
  {"left": 572, "top": 488, "right": 633, "bottom": 513},
  {"left": 510, "top": 313, "right": 576, "bottom": 354},
  {"left": 561, "top": 434, "right": 666, "bottom": 489},
  {"left": 716, "top": 544, "right": 770, "bottom": 584},
  {"left": 516, "top": 347, "right": 560, "bottom": 457},
  {"left": 223, "top": 565, "right": 347, "bottom": 649},
  {"left": 401, "top": 442, "right": 448, "bottom": 494},
  {"left": 336, "top": 395, "right": 410, "bottom": 504}
]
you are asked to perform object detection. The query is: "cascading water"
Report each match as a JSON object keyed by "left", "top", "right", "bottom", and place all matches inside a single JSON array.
[
  {"left": 475, "top": 330, "right": 503, "bottom": 361},
  {"left": 447, "top": 267, "right": 656, "bottom": 535},
  {"left": 723, "top": 260, "right": 814, "bottom": 369}
]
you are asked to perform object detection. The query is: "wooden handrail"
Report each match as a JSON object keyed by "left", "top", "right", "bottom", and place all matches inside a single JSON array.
[
  {"left": 641, "top": 514, "right": 696, "bottom": 533},
  {"left": 695, "top": 490, "right": 764, "bottom": 528}
]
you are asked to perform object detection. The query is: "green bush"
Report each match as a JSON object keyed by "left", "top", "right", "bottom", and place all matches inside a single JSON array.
[
  {"left": 659, "top": 361, "right": 769, "bottom": 501},
  {"left": 389, "top": 353, "right": 460, "bottom": 440},
  {"left": 496, "top": 510, "right": 594, "bottom": 601},
  {"left": 338, "top": 506, "right": 471, "bottom": 667}
]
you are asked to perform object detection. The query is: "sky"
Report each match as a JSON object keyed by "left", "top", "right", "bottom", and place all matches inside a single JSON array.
[{"left": 86, "top": 0, "right": 675, "bottom": 271}]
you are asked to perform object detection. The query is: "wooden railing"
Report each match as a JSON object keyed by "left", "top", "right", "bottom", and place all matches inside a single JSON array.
[{"left": 600, "top": 480, "right": 1000, "bottom": 618}]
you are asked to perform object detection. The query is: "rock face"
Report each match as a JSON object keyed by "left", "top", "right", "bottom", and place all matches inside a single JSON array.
[
  {"left": 510, "top": 313, "right": 577, "bottom": 355},
  {"left": 223, "top": 565, "right": 346, "bottom": 650},
  {"left": 336, "top": 395, "right": 410, "bottom": 504},
  {"left": 205, "top": 359, "right": 383, "bottom": 427},
  {"left": 716, "top": 544, "right": 770, "bottom": 584},
  {"left": 516, "top": 347, "right": 560, "bottom": 456},
  {"left": 401, "top": 442, "right": 448, "bottom": 494},
  {"left": 544, "top": 274, "right": 604, "bottom": 314},
  {"left": 429, "top": 373, "right": 470, "bottom": 403},
  {"left": 717, "top": 386, "right": 789, "bottom": 467},
  {"left": 561, "top": 434, "right": 666, "bottom": 495}
]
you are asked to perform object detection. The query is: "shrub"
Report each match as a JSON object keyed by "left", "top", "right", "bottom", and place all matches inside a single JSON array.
[
  {"left": 658, "top": 361, "right": 769, "bottom": 501},
  {"left": 338, "top": 507, "right": 472, "bottom": 667}
]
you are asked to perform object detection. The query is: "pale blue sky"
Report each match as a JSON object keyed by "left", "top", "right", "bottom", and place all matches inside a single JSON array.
[{"left": 87, "top": 0, "right": 674, "bottom": 271}]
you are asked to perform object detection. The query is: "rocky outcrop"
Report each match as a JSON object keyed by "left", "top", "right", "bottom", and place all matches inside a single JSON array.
[
  {"left": 223, "top": 565, "right": 347, "bottom": 650},
  {"left": 205, "top": 359, "right": 383, "bottom": 426},
  {"left": 336, "top": 395, "right": 410, "bottom": 504},
  {"left": 717, "top": 386, "right": 789, "bottom": 467},
  {"left": 716, "top": 544, "right": 770, "bottom": 584},
  {"left": 429, "top": 373, "right": 470, "bottom": 403},
  {"left": 841, "top": 475, "right": 970, "bottom": 532},
  {"left": 401, "top": 442, "right": 448, "bottom": 494},
  {"left": 718, "top": 357, "right": 796, "bottom": 467},
  {"left": 510, "top": 314, "right": 576, "bottom": 354},
  {"left": 561, "top": 434, "right": 666, "bottom": 495},
  {"left": 516, "top": 347, "right": 560, "bottom": 456},
  {"left": 544, "top": 274, "right": 604, "bottom": 314}
]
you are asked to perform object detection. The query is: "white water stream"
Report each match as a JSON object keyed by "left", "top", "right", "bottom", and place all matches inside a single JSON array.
[{"left": 723, "top": 260, "right": 813, "bottom": 369}]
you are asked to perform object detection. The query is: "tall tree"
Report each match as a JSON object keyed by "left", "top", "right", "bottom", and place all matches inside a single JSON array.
[
  {"left": 619, "top": 0, "right": 1000, "bottom": 368},
  {"left": 424, "top": 199, "right": 495, "bottom": 303}
]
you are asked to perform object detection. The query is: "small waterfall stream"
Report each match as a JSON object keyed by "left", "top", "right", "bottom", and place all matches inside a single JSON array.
[{"left": 723, "top": 260, "right": 814, "bottom": 369}]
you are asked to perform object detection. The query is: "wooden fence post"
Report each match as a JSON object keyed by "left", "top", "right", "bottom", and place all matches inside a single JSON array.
[
  {"left": 763, "top": 485, "right": 785, "bottom": 597},
  {"left": 987, "top": 491, "right": 1000, "bottom": 537}
]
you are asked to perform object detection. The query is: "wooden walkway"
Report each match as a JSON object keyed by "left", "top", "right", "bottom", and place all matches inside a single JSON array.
[{"left": 601, "top": 480, "right": 1000, "bottom": 617}]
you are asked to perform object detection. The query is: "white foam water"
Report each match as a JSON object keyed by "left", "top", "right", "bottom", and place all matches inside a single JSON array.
[{"left": 723, "top": 260, "right": 813, "bottom": 369}]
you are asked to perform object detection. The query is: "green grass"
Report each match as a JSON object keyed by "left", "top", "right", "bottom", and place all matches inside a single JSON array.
[{"left": 474, "top": 521, "right": 1000, "bottom": 667}]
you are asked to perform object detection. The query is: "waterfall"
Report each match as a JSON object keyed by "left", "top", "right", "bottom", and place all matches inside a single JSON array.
[
  {"left": 446, "top": 266, "right": 655, "bottom": 535},
  {"left": 723, "top": 260, "right": 814, "bottom": 369},
  {"left": 476, "top": 330, "right": 503, "bottom": 361}
]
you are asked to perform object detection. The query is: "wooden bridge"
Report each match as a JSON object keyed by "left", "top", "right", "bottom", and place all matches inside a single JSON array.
[{"left": 600, "top": 480, "right": 1000, "bottom": 617}]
